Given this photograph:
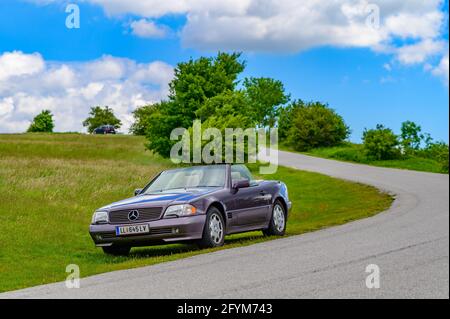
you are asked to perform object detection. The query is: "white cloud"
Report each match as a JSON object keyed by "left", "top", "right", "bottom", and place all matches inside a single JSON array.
[
  {"left": 27, "top": 1, "right": 449, "bottom": 81},
  {"left": 395, "top": 39, "right": 446, "bottom": 65},
  {"left": 431, "top": 52, "right": 449, "bottom": 86},
  {"left": 0, "top": 51, "right": 173, "bottom": 133},
  {"left": 130, "top": 19, "right": 169, "bottom": 38},
  {"left": 0, "top": 51, "right": 44, "bottom": 81},
  {"left": 79, "top": 1, "right": 445, "bottom": 51}
]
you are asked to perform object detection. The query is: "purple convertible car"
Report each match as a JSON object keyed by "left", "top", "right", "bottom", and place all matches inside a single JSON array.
[{"left": 90, "top": 164, "right": 291, "bottom": 255}]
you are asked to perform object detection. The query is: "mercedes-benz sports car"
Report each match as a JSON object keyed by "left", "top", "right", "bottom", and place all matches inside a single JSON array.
[{"left": 89, "top": 164, "right": 291, "bottom": 255}]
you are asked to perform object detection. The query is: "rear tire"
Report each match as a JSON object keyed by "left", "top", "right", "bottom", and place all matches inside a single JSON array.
[
  {"left": 263, "top": 200, "right": 286, "bottom": 236},
  {"left": 198, "top": 207, "right": 225, "bottom": 248},
  {"left": 102, "top": 245, "right": 131, "bottom": 256}
]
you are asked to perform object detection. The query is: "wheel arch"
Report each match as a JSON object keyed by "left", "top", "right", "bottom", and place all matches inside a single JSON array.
[
  {"left": 207, "top": 201, "right": 227, "bottom": 230},
  {"left": 274, "top": 196, "right": 288, "bottom": 218}
]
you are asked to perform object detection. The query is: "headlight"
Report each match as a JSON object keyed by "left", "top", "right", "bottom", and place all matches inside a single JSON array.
[
  {"left": 164, "top": 204, "right": 197, "bottom": 218},
  {"left": 92, "top": 211, "right": 108, "bottom": 224}
]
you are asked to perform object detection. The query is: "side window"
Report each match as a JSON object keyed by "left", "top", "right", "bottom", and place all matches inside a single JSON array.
[{"left": 231, "top": 165, "right": 257, "bottom": 186}]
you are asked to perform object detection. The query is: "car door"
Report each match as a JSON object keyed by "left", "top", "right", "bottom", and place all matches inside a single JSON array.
[{"left": 230, "top": 165, "right": 270, "bottom": 227}]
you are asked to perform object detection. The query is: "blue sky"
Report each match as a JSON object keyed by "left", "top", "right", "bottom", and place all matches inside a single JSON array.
[{"left": 0, "top": 0, "right": 448, "bottom": 142}]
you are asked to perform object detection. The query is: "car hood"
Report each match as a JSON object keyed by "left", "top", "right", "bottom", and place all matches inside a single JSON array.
[{"left": 98, "top": 188, "right": 218, "bottom": 211}]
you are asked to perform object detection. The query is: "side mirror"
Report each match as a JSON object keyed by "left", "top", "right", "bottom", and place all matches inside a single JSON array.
[
  {"left": 134, "top": 188, "right": 142, "bottom": 196},
  {"left": 232, "top": 179, "right": 250, "bottom": 190}
]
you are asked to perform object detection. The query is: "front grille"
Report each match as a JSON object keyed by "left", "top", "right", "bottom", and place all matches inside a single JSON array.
[{"left": 109, "top": 207, "right": 163, "bottom": 224}]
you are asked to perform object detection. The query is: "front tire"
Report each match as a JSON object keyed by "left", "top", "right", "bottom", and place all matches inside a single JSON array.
[
  {"left": 198, "top": 207, "right": 225, "bottom": 248},
  {"left": 263, "top": 201, "right": 286, "bottom": 236},
  {"left": 102, "top": 245, "right": 131, "bottom": 256}
]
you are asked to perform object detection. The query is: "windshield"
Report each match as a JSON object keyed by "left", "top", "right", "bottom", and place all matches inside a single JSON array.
[{"left": 144, "top": 165, "right": 226, "bottom": 194}]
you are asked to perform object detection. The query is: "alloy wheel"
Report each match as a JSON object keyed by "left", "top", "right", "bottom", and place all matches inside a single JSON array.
[
  {"left": 209, "top": 213, "right": 223, "bottom": 244},
  {"left": 273, "top": 204, "right": 285, "bottom": 232}
]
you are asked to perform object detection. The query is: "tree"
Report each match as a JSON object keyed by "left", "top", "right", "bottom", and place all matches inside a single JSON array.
[
  {"left": 145, "top": 102, "right": 183, "bottom": 157},
  {"left": 146, "top": 52, "right": 246, "bottom": 158},
  {"left": 27, "top": 110, "right": 54, "bottom": 133},
  {"left": 400, "top": 121, "right": 423, "bottom": 152},
  {"left": 83, "top": 106, "right": 121, "bottom": 133},
  {"left": 196, "top": 90, "right": 256, "bottom": 162},
  {"left": 363, "top": 124, "right": 400, "bottom": 160},
  {"left": 130, "top": 104, "right": 159, "bottom": 135},
  {"left": 286, "top": 101, "right": 350, "bottom": 151},
  {"left": 195, "top": 90, "right": 250, "bottom": 122},
  {"left": 243, "top": 77, "right": 290, "bottom": 127},
  {"left": 278, "top": 103, "right": 295, "bottom": 140}
]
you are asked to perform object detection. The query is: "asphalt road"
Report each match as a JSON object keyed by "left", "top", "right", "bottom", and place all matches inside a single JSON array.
[{"left": 2, "top": 150, "right": 448, "bottom": 298}]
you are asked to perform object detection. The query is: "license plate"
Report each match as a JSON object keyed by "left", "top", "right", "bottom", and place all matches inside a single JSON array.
[{"left": 116, "top": 224, "right": 150, "bottom": 236}]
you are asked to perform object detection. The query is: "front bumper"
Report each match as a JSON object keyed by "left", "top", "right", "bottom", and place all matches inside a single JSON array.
[{"left": 89, "top": 215, "right": 206, "bottom": 247}]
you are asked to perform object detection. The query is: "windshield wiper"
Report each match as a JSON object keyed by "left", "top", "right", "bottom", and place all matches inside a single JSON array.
[
  {"left": 187, "top": 185, "right": 221, "bottom": 188},
  {"left": 146, "top": 187, "right": 186, "bottom": 194}
]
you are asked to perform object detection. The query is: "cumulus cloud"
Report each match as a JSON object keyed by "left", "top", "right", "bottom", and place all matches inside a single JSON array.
[
  {"left": 85, "top": 0, "right": 449, "bottom": 82},
  {"left": 26, "top": 0, "right": 448, "bottom": 83},
  {"left": 0, "top": 51, "right": 173, "bottom": 133},
  {"left": 395, "top": 39, "right": 446, "bottom": 65},
  {"left": 431, "top": 52, "right": 449, "bottom": 86},
  {"left": 0, "top": 51, "right": 45, "bottom": 81},
  {"left": 130, "top": 19, "right": 169, "bottom": 38}
]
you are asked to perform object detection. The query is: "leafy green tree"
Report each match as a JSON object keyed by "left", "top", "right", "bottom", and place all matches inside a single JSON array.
[
  {"left": 286, "top": 101, "right": 350, "bottom": 151},
  {"left": 83, "top": 106, "right": 121, "bottom": 133},
  {"left": 130, "top": 104, "right": 159, "bottom": 135},
  {"left": 363, "top": 124, "right": 400, "bottom": 160},
  {"left": 195, "top": 90, "right": 250, "bottom": 122},
  {"left": 278, "top": 103, "right": 296, "bottom": 141},
  {"left": 146, "top": 52, "right": 246, "bottom": 157},
  {"left": 243, "top": 77, "right": 290, "bottom": 127},
  {"left": 400, "top": 121, "right": 424, "bottom": 152},
  {"left": 145, "top": 102, "right": 182, "bottom": 157},
  {"left": 27, "top": 110, "right": 54, "bottom": 133},
  {"left": 169, "top": 52, "right": 245, "bottom": 122}
]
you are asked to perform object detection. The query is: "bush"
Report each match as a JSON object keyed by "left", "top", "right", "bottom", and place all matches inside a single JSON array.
[
  {"left": 420, "top": 142, "right": 449, "bottom": 173},
  {"left": 363, "top": 124, "right": 400, "bottom": 160},
  {"left": 27, "top": 110, "right": 54, "bottom": 133},
  {"left": 331, "top": 148, "right": 368, "bottom": 163},
  {"left": 286, "top": 101, "right": 350, "bottom": 151}
]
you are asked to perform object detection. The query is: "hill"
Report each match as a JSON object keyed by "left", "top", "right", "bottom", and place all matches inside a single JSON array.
[{"left": 0, "top": 133, "right": 392, "bottom": 292}]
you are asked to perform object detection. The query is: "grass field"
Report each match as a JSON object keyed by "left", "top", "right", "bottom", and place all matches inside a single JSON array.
[
  {"left": 279, "top": 142, "right": 447, "bottom": 174},
  {"left": 0, "top": 133, "right": 392, "bottom": 292}
]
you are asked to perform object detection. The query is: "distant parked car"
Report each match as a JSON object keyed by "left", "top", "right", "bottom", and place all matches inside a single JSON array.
[
  {"left": 93, "top": 125, "right": 116, "bottom": 134},
  {"left": 90, "top": 164, "right": 291, "bottom": 255}
]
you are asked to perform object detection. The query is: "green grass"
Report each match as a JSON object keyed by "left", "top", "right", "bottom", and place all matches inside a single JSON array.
[
  {"left": 279, "top": 142, "right": 447, "bottom": 174},
  {"left": 0, "top": 133, "right": 392, "bottom": 292}
]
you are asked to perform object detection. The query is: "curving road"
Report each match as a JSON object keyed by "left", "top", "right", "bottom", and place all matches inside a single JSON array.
[{"left": 1, "top": 150, "right": 448, "bottom": 298}]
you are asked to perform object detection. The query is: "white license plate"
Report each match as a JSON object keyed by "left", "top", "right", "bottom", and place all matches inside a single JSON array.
[{"left": 116, "top": 224, "right": 150, "bottom": 236}]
